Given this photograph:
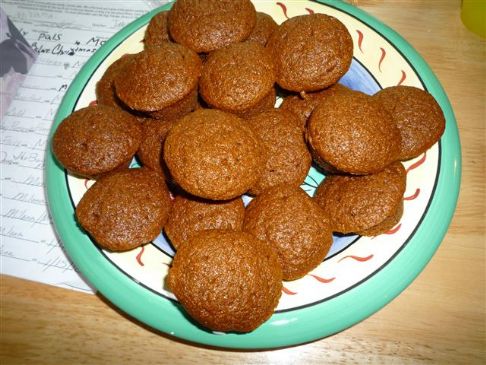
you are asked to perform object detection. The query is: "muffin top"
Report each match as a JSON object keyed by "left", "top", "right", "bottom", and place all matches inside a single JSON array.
[
  {"left": 164, "top": 194, "right": 245, "bottom": 249},
  {"left": 52, "top": 105, "right": 141, "bottom": 179},
  {"left": 306, "top": 90, "right": 401, "bottom": 174},
  {"left": 164, "top": 109, "right": 265, "bottom": 200},
  {"left": 76, "top": 168, "right": 172, "bottom": 251},
  {"left": 200, "top": 42, "right": 275, "bottom": 113},
  {"left": 144, "top": 11, "right": 171, "bottom": 49},
  {"left": 137, "top": 118, "right": 176, "bottom": 173},
  {"left": 314, "top": 162, "right": 406, "bottom": 234},
  {"left": 374, "top": 85, "right": 445, "bottom": 160},
  {"left": 147, "top": 86, "right": 199, "bottom": 121},
  {"left": 246, "top": 109, "right": 311, "bottom": 195},
  {"left": 244, "top": 185, "right": 333, "bottom": 281},
  {"left": 280, "top": 83, "right": 352, "bottom": 130},
  {"left": 247, "top": 12, "right": 279, "bottom": 46},
  {"left": 236, "top": 87, "right": 276, "bottom": 118},
  {"left": 96, "top": 54, "right": 136, "bottom": 108},
  {"left": 267, "top": 13, "right": 353, "bottom": 92},
  {"left": 168, "top": 0, "right": 256, "bottom": 53},
  {"left": 358, "top": 201, "right": 404, "bottom": 237},
  {"left": 114, "top": 44, "right": 201, "bottom": 112},
  {"left": 167, "top": 230, "right": 282, "bottom": 332}
]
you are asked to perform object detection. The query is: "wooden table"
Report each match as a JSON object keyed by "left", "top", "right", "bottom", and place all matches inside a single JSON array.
[{"left": 1, "top": 1, "right": 484, "bottom": 363}]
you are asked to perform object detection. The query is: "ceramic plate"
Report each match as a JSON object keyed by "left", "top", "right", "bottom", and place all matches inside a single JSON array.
[{"left": 45, "top": 0, "right": 461, "bottom": 349}]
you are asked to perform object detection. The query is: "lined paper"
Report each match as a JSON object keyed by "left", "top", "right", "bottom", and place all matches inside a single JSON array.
[{"left": 0, "top": 0, "right": 167, "bottom": 292}]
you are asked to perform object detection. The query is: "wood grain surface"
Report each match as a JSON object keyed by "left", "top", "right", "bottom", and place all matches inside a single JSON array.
[{"left": 1, "top": 0, "right": 485, "bottom": 364}]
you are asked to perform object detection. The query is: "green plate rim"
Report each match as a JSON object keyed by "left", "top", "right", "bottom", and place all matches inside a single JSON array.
[{"left": 45, "top": 0, "right": 461, "bottom": 349}]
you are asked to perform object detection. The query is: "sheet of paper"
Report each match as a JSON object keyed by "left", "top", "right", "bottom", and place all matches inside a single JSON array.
[{"left": 0, "top": 0, "right": 168, "bottom": 293}]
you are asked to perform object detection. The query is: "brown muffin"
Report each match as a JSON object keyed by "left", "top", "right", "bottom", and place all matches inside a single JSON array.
[
  {"left": 96, "top": 54, "right": 136, "bottom": 108},
  {"left": 52, "top": 105, "right": 142, "bottom": 179},
  {"left": 114, "top": 44, "right": 201, "bottom": 117},
  {"left": 164, "top": 109, "right": 265, "bottom": 200},
  {"left": 137, "top": 119, "right": 175, "bottom": 174},
  {"left": 314, "top": 162, "right": 406, "bottom": 235},
  {"left": 199, "top": 42, "right": 275, "bottom": 115},
  {"left": 267, "top": 13, "right": 353, "bottom": 92},
  {"left": 243, "top": 185, "right": 333, "bottom": 281},
  {"left": 167, "top": 230, "right": 282, "bottom": 332},
  {"left": 306, "top": 90, "right": 401, "bottom": 175},
  {"left": 76, "top": 168, "right": 172, "bottom": 251},
  {"left": 144, "top": 11, "right": 171, "bottom": 49},
  {"left": 164, "top": 195, "right": 245, "bottom": 249},
  {"left": 247, "top": 109, "right": 311, "bottom": 195},
  {"left": 247, "top": 12, "right": 278, "bottom": 46},
  {"left": 374, "top": 86, "right": 446, "bottom": 161},
  {"left": 280, "top": 83, "right": 352, "bottom": 130},
  {"left": 168, "top": 0, "right": 256, "bottom": 53},
  {"left": 237, "top": 87, "right": 276, "bottom": 118},
  {"left": 149, "top": 86, "right": 199, "bottom": 121},
  {"left": 358, "top": 201, "right": 403, "bottom": 236}
]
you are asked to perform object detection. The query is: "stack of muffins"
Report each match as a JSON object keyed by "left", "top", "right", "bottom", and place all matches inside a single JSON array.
[{"left": 52, "top": 0, "right": 445, "bottom": 333}]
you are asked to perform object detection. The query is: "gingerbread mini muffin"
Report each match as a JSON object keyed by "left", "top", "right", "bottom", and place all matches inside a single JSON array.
[
  {"left": 247, "top": 12, "right": 278, "bottom": 46},
  {"left": 167, "top": 230, "right": 282, "bottom": 332},
  {"left": 358, "top": 202, "right": 403, "bottom": 236},
  {"left": 164, "top": 109, "right": 265, "bottom": 200},
  {"left": 164, "top": 195, "right": 245, "bottom": 249},
  {"left": 52, "top": 105, "right": 141, "bottom": 179},
  {"left": 306, "top": 90, "right": 401, "bottom": 175},
  {"left": 168, "top": 0, "right": 256, "bottom": 53},
  {"left": 280, "top": 83, "right": 352, "bottom": 130},
  {"left": 314, "top": 162, "right": 406, "bottom": 235},
  {"left": 151, "top": 87, "right": 199, "bottom": 121},
  {"left": 267, "top": 13, "right": 353, "bottom": 92},
  {"left": 244, "top": 185, "right": 333, "bottom": 281},
  {"left": 374, "top": 85, "right": 445, "bottom": 161},
  {"left": 114, "top": 44, "right": 201, "bottom": 119},
  {"left": 199, "top": 42, "right": 275, "bottom": 116},
  {"left": 144, "top": 11, "right": 171, "bottom": 49},
  {"left": 136, "top": 119, "right": 175, "bottom": 174},
  {"left": 238, "top": 87, "right": 277, "bottom": 118},
  {"left": 96, "top": 54, "right": 136, "bottom": 108},
  {"left": 76, "top": 168, "right": 172, "bottom": 251},
  {"left": 247, "top": 109, "right": 311, "bottom": 195}
]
